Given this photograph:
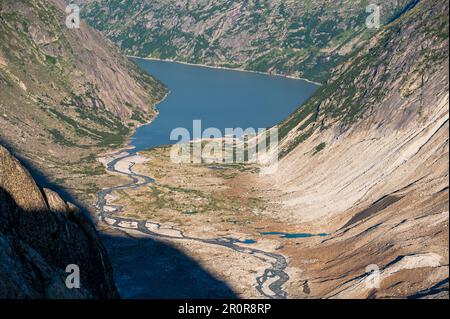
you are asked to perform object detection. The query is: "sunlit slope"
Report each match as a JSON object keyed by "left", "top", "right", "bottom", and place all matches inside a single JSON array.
[{"left": 264, "top": 0, "right": 449, "bottom": 298}]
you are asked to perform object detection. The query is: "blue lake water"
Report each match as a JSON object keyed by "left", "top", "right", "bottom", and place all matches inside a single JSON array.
[
  {"left": 130, "top": 58, "right": 319, "bottom": 151},
  {"left": 260, "top": 232, "right": 328, "bottom": 239}
]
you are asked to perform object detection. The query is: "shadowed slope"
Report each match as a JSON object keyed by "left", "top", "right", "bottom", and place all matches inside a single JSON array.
[{"left": 0, "top": 144, "right": 118, "bottom": 298}]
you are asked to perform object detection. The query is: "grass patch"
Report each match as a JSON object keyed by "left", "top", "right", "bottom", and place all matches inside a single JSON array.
[{"left": 313, "top": 142, "right": 326, "bottom": 155}]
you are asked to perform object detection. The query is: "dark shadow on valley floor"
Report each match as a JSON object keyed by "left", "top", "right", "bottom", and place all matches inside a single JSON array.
[{"left": 101, "top": 231, "right": 238, "bottom": 299}]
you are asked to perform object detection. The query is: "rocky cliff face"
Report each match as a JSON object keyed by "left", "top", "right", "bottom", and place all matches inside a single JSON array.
[
  {"left": 81, "top": 0, "right": 413, "bottom": 82},
  {"left": 0, "top": 144, "right": 118, "bottom": 298},
  {"left": 261, "top": 0, "right": 449, "bottom": 298}
]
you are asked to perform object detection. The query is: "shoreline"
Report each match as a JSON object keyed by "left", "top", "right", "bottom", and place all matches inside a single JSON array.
[
  {"left": 127, "top": 55, "right": 322, "bottom": 86},
  {"left": 119, "top": 88, "right": 171, "bottom": 153}
]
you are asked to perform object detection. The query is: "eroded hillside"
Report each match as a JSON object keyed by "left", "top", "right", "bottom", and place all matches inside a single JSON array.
[
  {"left": 265, "top": 0, "right": 449, "bottom": 298},
  {"left": 0, "top": 0, "right": 166, "bottom": 202}
]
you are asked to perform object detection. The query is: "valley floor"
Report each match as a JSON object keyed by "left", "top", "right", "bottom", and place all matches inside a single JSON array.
[{"left": 95, "top": 144, "right": 449, "bottom": 299}]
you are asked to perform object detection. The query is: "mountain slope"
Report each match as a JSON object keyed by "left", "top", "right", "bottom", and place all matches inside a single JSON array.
[
  {"left": 0, "top": 0, "right": 167, "bottom": 202},
  {"left": 0, "top": 145, "right": 118, "bottom": 298},
  {"left": 260, "top": 0, "right": 449, "bottom": 298},
  {"left": 81, "top": 0, "right": 414, "bottom": 82}
]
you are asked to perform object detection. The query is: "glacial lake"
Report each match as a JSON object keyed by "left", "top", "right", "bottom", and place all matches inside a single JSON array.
[{"left": 130, "top": 58, "right": 319, "bottom": 151}]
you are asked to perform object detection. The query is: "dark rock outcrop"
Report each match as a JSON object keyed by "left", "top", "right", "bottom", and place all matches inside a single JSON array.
[{"left": 0, "top": 145, "right": 118, "bottom": 298}]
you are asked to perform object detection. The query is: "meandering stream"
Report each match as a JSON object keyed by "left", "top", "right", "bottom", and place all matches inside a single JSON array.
[{"left": 95, "top": 149, "right": 289, "bottom": 299}]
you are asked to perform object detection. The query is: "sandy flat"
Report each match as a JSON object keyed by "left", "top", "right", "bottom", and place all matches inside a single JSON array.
[{"left": 114, "top": 155, "right": 151, "bottom": 174}]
